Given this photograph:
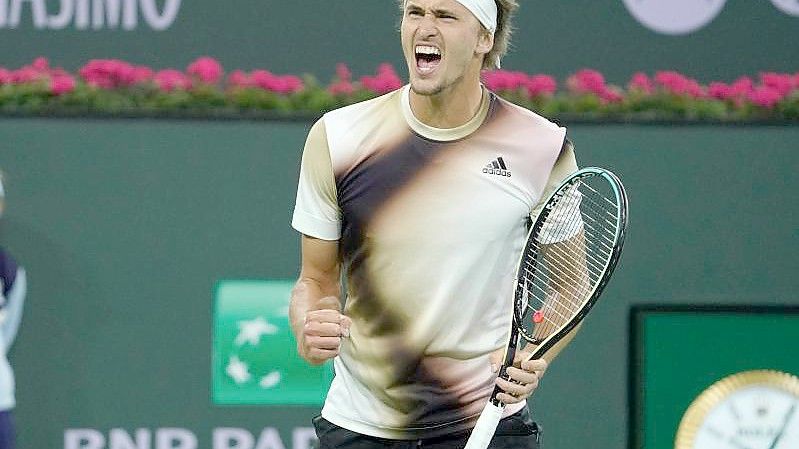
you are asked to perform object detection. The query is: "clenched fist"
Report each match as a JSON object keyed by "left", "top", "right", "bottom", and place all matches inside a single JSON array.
[{"left": 299, "top": 296, "right": 352, "bottom": 365}]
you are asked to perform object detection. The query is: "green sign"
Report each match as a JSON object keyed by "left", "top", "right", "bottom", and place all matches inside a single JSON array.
[
  {"left": 630, "top": 306, "right": 799, "bottom": 449},
  {"left": 212, "top": 279, "right": 333, "bottom": 405}
]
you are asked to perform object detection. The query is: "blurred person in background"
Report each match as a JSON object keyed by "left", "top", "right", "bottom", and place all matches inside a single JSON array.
[{"left": 0, "top": 171, "right": 26, "bottom": 449}]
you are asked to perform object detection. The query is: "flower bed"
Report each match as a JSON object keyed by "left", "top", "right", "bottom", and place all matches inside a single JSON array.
[{"left": 1, "top": 57, "right": 797, "bottom": 123}]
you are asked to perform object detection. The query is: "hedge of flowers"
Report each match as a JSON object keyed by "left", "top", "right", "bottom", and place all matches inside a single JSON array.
[{"left": 1, "top": 56, "right": 797, "bottom": 122}]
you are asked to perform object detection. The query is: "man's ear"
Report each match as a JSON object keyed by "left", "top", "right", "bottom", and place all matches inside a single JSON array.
[{"left": 476, "top": 29, "right": 494, "bottom": 56}]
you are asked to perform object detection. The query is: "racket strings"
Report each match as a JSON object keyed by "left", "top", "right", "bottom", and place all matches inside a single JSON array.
[
  {"left": 580, "top": 180, "right": 620, "bottom": 209},
  {"left": 525, "top": 227, "right": 608, "bottom": 282},
  {"left": 572, "top": 196, "right": 621, "bottom": 248},
  {"left": 525, "top": 229, "right": 608, "bottom": 286},
  {"left": 523, "top": 197, "right": 602, "bottom": 299},
  {"left": 517, "top": 178, "right": 621, "bottom": 343},
  {"left": 521, "top": 229, "right": 591, "bottom": 314},
  {"left": 534, "top": 189, "right": 616, "bottom": 287}
]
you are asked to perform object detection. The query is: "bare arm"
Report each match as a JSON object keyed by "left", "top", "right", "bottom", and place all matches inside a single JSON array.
[
  {"left": 532, "top": 229, "right": 589, "bottom": 362},
  {"left": 290, "top": 235, "right": 351, "bottom": 365},
  {"left": 495, "top": 231, "right": 587, "bottom": 404}
]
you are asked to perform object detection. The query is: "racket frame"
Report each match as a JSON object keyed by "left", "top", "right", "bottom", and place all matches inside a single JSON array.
[
  {"left": 464, "top": 167, "right": 628, "bottom": 449},
  {"left": 491, "top": 167, "right": 628, "bottom": 403}
]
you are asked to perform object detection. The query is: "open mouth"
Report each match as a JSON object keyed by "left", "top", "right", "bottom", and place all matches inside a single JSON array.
[{"left": 415, "top": 45, "right": 442, "bottom": 74}]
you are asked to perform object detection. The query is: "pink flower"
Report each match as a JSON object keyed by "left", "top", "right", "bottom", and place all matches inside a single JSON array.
[
  {"left": 79, "top": 60, "right": 110, "bottom": 88},
  {"left": 759, "top": 72, "right": 793, "bottom": 97},
  {"left": 482, "top": 71, "right": 556, "bottom": 98},
  {"left": 250, "top": 70, "right": 274, "bottom": 89},
  {"left": 601, "top": 87, "right": 624, "bottom": 103},
  {"left": 708, "top": 82, "right": 732, "bottom": 100},
  {"left": 654, "top": 71, "right": 704, "bottom": 98},
  {"left": 628, "top": 72, "right": 653, "bottom": 94},
  {"left": 250, "top": 70, "right": 304, "bottom": 94},
  {"left": 566, "top": 69, "right": 623, "bottom": 103},
  {"left": 525, "top": 74, "right": 557, "bottom": 97},
  {"left": 336, "top": 63, "right": 352, "bottom": 82},
  {"left": 748, "top": 86, "right": 783, "bottom": 109},
  {"left": 187, "top": 56, "right": 224, "bottom": 84},
  {"left": 154, "top": 69, "right": 192, "bottom": 92},
  {"left": 227, "top": 70, "right": 251, "bottom": 88},
  {"left": 50, "top": 75, "right": 76, "bottom": 95},
  {"left": 275, "top": 75, "right": 304, "bottom": 94},
  {"left": 32, "top": 56, "right": 50, "bottom": 72},
  {"left": 132, "top": 66, "right": 153, "bottom": 84},
  {"left": 729, "top": 76, "right": 754, "bottom": 97},
  {"left": 0, "top": 68, "right": 11, "bottom": 85},
  {"left": 48, "top": 67, "right": 70, "bottom": 78},
  {"left": 708, "top": 77, "right": 751, "bottom": 106},
  {"left": 8, "top": 57, "right": 71, "bottom": 85},
  {"left": 79, "top": 59, "right": 147, "bottom": 88},
  {"left": 567, "top": 69, "right": 606, "bottom": 96},
  {"left": 481, "top": 70, "right": 506, "bottom": 91},
  {"left": 329, "top": 80, "right": 355, "bottom": 96},
  {"left": 508, "top": 71, "right": 527, "bottom": 90},
  {"left": 360, "top": 63, "right": 402, "bottom": 94},
  {"left": 329, "top": 63, "right": 355, "bottom": 95},
  {"left": 482, "top": 70, "right": 526, "bottom": 91},
  {"left": 11, "top": 67, "right": 44, "bottom": 84}
]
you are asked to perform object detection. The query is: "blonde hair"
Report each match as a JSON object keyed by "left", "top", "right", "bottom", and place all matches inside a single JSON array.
[
  {"left": 486, "top": 0, "right": 518, "bottom": 70},
  {"left": 397, "top": 0, "right": 519, "bottom": 70}
]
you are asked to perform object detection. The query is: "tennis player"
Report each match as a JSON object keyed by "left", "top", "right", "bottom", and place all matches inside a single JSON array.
[
  {"left": 0, "top": 172, "right": 26, "bottom": 449},
  {"left": 290, "top": 1, "right": 580, "bottom": 447}
]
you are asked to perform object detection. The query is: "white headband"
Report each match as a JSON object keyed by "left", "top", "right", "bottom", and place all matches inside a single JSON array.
[
  {"left": 454, "top": 0, "right": 498, "bottom": 34},
  {"left": 453, "top": 0, "right": 501, "bottom": 68}
]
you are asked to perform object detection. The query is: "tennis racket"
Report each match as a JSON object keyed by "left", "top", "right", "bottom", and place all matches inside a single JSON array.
[{"left": 463, "top": 167, "right": 628, "bottom": 449}]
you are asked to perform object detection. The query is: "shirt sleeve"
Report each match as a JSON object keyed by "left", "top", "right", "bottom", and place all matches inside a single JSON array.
[
  {"left": 530, "top": 139, "right": 581, "bottom": 243},
  {"left": 291, "top": 118, "right": 341, "bottom": 240},
  {"left": 531, "top": 139, "right": 579, "bottom": 219}
]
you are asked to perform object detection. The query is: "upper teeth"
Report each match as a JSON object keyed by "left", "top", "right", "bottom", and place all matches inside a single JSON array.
[{"left": 416, "top": 46, "right": 441, "bottom": 55}]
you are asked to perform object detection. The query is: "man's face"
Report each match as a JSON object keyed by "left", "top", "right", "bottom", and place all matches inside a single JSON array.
[{"left": 400, "top": 0, "right": 493, "bottom": 96}]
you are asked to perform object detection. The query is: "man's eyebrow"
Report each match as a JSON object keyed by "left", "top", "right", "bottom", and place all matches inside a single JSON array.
[
  {"left": 404, "top": 2, "right": 459, "bottom": 17},
  {"left": 432, "top": 7, "right": 458, "bottom": 16}
]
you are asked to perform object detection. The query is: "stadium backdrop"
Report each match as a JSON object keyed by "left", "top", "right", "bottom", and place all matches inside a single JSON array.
[{"left": 0, "top": 1, "right": 798, "bottom": 449}]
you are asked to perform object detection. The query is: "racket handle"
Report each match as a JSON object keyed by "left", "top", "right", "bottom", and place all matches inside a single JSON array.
[{"left": 463, "top": 402, "right": 505, "bottom": 449}]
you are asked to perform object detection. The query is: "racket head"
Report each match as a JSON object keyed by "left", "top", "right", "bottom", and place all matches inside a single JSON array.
[{"left": 514, "top": 167, "right": 628, "bottom": 359}]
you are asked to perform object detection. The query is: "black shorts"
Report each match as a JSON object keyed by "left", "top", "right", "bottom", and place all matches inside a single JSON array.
[{"left": 313, "top": 407, "right": 541, "bottom": 449}]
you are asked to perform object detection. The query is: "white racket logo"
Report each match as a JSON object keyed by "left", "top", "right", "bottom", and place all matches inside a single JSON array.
[
  {"left": 622, "top": 0, "right": 727, "bottom": 35},
  {"left": 771, "top": 0, "right": 799, "bottom": 16}
]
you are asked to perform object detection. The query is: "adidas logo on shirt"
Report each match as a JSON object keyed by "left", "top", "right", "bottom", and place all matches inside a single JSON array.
[{"left": 482, "top": 157, "right": 512, "bottom": 177}]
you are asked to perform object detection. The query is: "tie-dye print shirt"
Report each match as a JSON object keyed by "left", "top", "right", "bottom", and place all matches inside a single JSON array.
[{"left": 292, "top": 85, "right": 577, "bottom": 439}]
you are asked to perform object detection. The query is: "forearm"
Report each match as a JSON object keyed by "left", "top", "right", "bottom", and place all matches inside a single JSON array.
[
  {"left": 289, "top": 276, "right": 339, "bottom": 340},
  {"left": 291, "top": 235, "right": 345, "bottom": 364},
  {"left": 534, "top": 322, "right": 582, "bottom": 362},
  {"left": 528, "top": 231, "right": 588, "bottom": 363}
]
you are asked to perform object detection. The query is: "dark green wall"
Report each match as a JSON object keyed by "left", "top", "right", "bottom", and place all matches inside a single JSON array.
[
  {"left": 1, "top": 1, "right": 797, "bottom": 83},
  {"left": 0, "top": 118, "right": 797, "bottom": 448}
]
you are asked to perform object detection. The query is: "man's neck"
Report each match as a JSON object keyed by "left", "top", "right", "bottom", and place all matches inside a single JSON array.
[{"left": 408, "top": 79, "right": 485, "bottom": 129}]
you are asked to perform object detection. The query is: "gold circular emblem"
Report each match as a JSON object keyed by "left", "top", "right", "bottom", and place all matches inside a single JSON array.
[{"left": 675, "top": 370, "right": 799, "bottom": 449}]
